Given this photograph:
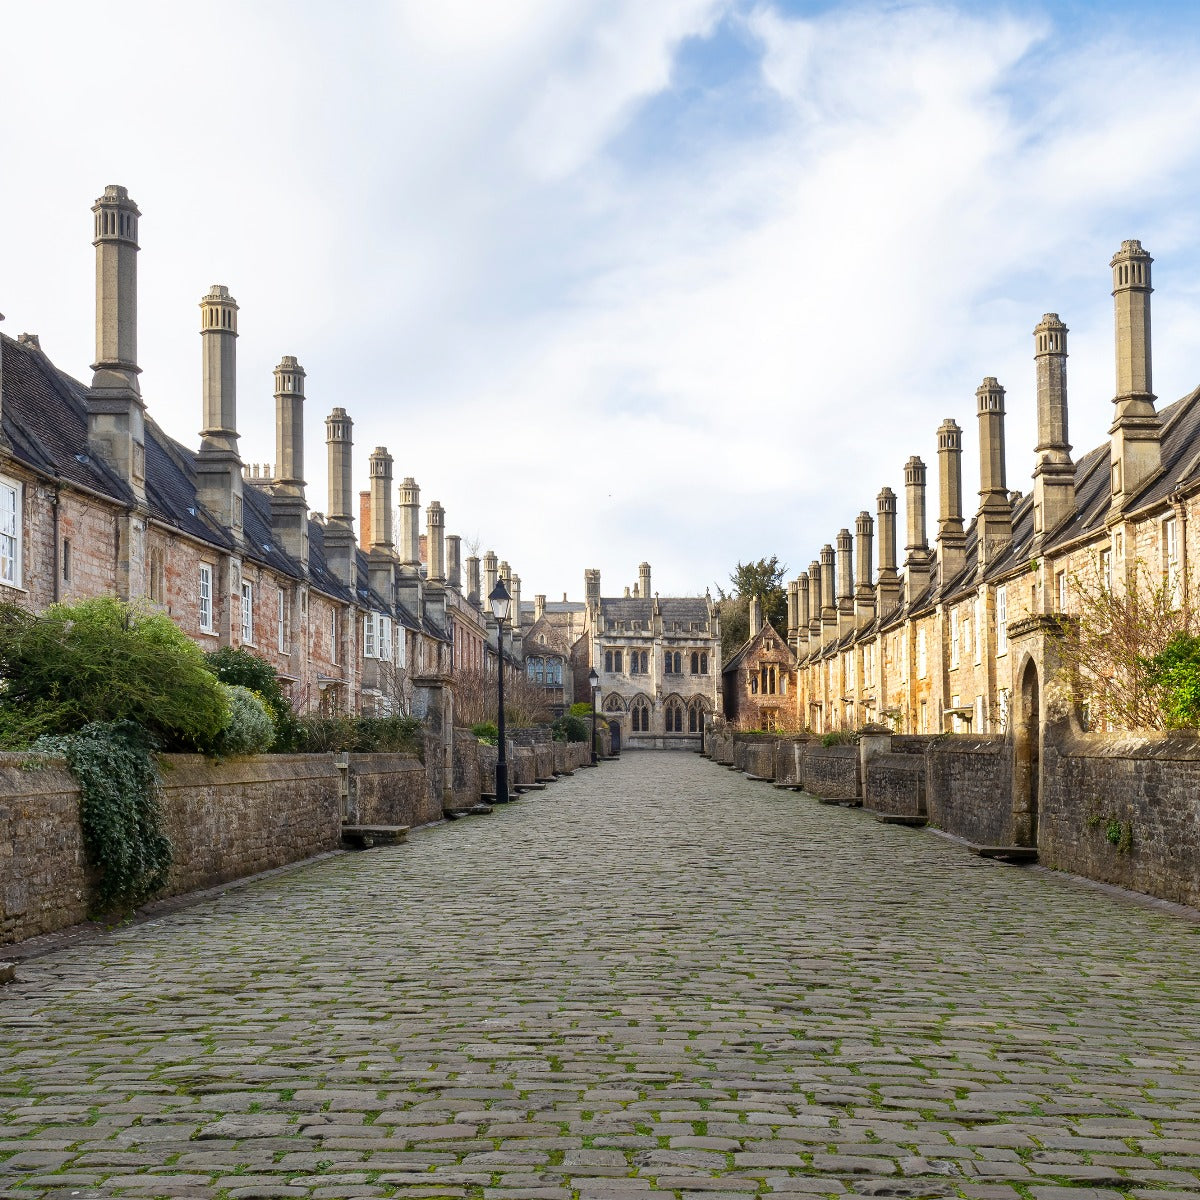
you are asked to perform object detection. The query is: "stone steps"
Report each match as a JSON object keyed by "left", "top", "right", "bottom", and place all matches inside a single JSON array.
[{"left": 970, "top": 844, "right": 1038, "bottom": 863}]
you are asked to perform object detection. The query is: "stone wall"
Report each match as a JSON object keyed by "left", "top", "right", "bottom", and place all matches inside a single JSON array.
[
  {"left": 1, "top": 753, "right": 343, "bottom": 947},
  {"left": 863, "top": 752, "right": 926, "bottom": 818},
  {"left": 343, "top": 753, "right": 432, "bottom": 828},
  {"left": 925, "top": 738, "right": 1013, "bottom": 846},
  {"left": 1041, "top": 728, "right": 1200, "bottom": 909},
  {"left": 801, "top": 745, "right": 860, "bottom": 800}
]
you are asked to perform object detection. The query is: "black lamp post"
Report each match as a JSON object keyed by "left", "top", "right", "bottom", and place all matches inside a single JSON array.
[
  {"left": 587, "top": 667, "right": 599, "bottom": 765},
  {"left": 489, "top": 579, "right": 511, "bottom": 803}
]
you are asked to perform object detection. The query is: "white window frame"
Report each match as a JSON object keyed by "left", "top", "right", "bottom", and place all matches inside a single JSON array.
[
  {"left": 996, "top": 586, "right": 1007, "bottom": 656},
  {"left": 241, "top": 581, "right": 254, "bottom": 645},
  {"left": 950, "top": 609, "right": 960, "bottom": 669},
  {"left": 0, "top": 476, "right": 23, "bottom": 588},
  {"left": 199, "top": 564, "right": 214, "bottom": 633},
  {"left": 1164, "top": 515, "right": 1180, "bottom": 601},
  {"left": 364, "top": 612, "right": 377, "bottom": 659},
  {"left": 277, "top": 588, "right": 288, "bottom": 653},
  {"left": 331, "top": 608, "right": 340, "bottom": 665},
  {"left": 1056, "top": 569, "right": 1068, "bottom": 613}
]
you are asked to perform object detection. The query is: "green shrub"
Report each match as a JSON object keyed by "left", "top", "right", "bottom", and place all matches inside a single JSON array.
[
  {"left": 294, "top": 713, "right": 423, "bottom": 756},
  {"left": 820, "top": 730, "right": 858, "bottom": 747},
  {"left": 1143, "top": 633, "right": 1200, "bottom": 729},
  {"left": 471, "top": 721, "right": 498, "bottom": 745},
  {"left": 552, "top": 713, "right": 590, "bottom": 743},
  {"left": 33, "top": 720, "right": 170, "bottom": 913},
  {"left": 205, "top": 645, "right": 302, "bottom": 751},
  {"left": 568, "top": 702, "right": 593, "bottom": 719},
  {"left": 0, "top": 598, "right": 227, "bottom": 750},
  {"left": 212, "top": 685, "right": 276, "bottom": 757}
]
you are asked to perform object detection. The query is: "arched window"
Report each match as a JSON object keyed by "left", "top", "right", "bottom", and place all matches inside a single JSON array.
[
  {"left": 631, "top": 696, "right": 650, "bottom": 732},
  {"left": 688, "top": 699, "right": 705, "bottom": 733},
  {"left": 604, "top": 650, "right": 613, "bottom": 673},
  {"left": 665, "top": 698, "right": 684, "bottom": 733},
  {"left": 690, "top": 651, "right": 699, "bottom": 674},
  {"left": 700, "top": 652, "right": 708, "bottom": 674},
  {"left": 604, "top": 693, "right": 626, "bottom": 713},
  {"left": 547, "top": 658, "right": 562, "bottom": 685}
]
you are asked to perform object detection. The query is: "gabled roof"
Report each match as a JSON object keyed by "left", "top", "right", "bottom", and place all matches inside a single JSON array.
[{"left": 723, "top": 618, "right": 797, "bottom": 675}]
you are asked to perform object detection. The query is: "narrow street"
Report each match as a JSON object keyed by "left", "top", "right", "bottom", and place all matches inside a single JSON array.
[{"left": 2, "top": 752, "right": 1199, "bottom": 1200}]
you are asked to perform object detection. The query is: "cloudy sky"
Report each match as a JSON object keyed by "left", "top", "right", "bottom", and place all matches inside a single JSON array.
[{"left": 4, "top": 1, "right": 1200, "bottom": 603}]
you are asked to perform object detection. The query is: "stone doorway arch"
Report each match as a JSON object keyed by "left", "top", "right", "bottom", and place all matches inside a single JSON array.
[
  {"left": 1013, "top": 656, "right": 1041, "bottom": 847},
  {"left": 607, "top": 718, "right": 622, "bottom": 753}
]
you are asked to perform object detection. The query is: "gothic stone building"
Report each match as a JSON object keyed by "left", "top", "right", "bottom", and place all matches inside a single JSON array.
[
  {"left": 583, "top": 562, "right": 721, "bottom": 748},
  {"left": 722, "top": 601, "right": 798, "bottom": 731},
  {"left": 786, "top": 239, "right": 1200, "bottom": 795}
]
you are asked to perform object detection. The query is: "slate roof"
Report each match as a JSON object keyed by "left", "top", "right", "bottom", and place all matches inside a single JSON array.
[
  {"left": 723, "top": 619, "right": 796, "bottom": 675},
  {"left": 600, "top": 597, "right": 712, "bottom": 627}
]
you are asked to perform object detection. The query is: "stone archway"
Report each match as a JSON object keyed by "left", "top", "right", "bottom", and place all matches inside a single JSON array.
[
  {"left": 1012, "top": 657, "right": 1041, "bottom": 847},
  {"left": 607, "top": 718, "right": 622, "bottom": 753}
]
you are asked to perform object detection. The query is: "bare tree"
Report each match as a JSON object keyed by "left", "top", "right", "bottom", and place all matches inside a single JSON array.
[
  {"left": 1057, "top": 554, "right": 1197, "bottom": 732},
  {"left": 451, "top": 662, "right": 553, "bottom": 728}
]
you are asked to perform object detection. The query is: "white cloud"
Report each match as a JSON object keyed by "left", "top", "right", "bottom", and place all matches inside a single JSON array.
[{"left": 5, "top": 2, "right": 1200, "bottom": 600}]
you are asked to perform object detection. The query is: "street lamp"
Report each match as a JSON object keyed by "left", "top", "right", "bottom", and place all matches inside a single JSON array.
[
  {"left": 489, "top": 579, "right": 511, "bottom": 803},
  {"left": 587, "top": 667, "right": 599, "bottom": 765}
]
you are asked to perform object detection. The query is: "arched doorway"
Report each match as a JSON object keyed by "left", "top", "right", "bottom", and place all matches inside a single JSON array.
[
  {"left": 1013, "top": 658, "right": 1040, "bottom": 847},
  {"left": 607, "top": 718, "right": 622, "bottom": 753}
]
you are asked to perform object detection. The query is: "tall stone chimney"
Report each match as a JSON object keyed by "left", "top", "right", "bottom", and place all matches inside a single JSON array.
[
  {"left": 904, "top": 456, "right": 931, "bottom": 603},
  {"left": 270, "top": 357, "right": 308, "bottom": 570},
  {"left": 639, "top": 562, "right": 651, "bottom": 601},
  {"left": 368, "top": 448, "right": 394, "bottom": 552},
  {"left": 585, "top": 567, "right": 601, "bottom": 609},
  {"left": 749, "top": 595, "right": 763, "bottom": 638},
  {"left": 876, "top": 487, "right": 901, "bottom": 616},
  {"left": 1029, "top": 318, "right": 1075, "bottom": 541},
  {"left": 196, "top": 285, "right": 244, "bottom": 542},
  {"left": 484, "top": 551, "right": 499, "bottom": 601},
  {"left": 795, "top": 573, "right": 810, "bottom": 655},
  {"left": 446, "top": 535, "right": 462, "bottom": 590},
  {"left": 467, "top": 555, "right": 481, "bottom": 605},
  {"left": 358, "top": 490, "right": 371, "bottom": 551},
  {"left": 426, "top": 501, "right": 446, "bottom": 583},
  {"left": 1109, "top": 241, "right": 1160, "bottom": 511},
  {"left": 398, "top": 477, "right": 421, "bottom": 568},
  {"left": 535, "top": 594, "right": 546, "bottom": 623},
  {"left": 367, "top": 447, "right": 396, "bottom": 605},
  {"left": 836, "top": 528, "right": 854, "bottom": 636},
  {"left": 976, "top": 377, "right": 1013, "bottom": 567},
  {"left": 854, "top": 510, "right": 875, "bottom": 629},
  {"left": 808, "top": 560, "right": 822, "bottom": 642},
  {"left": 820, "top": 543, "right": 838, "bottom": 646},
  {"left": 88, "top": 185, "right": 146, "bottom": 501},
  {"left": 787, "top": 579, "right": 799, "bottom": 641},
  {"left": 936, "top": 419, "right": 967, "bottom": 584},
  {"left": 323, "top": 408, "right": 356, "bottom": 587}
]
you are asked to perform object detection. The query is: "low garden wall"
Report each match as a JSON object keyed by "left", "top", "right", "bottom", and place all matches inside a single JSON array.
[
  {"left": 925, "top": 737, "right": 1013, "bottom": 846},
  {"left": 343, "top": 752, "right": 432, "bottom": 828},
  {"left": 801, "top": 744, "right": 860, "bottom": 800},
  {"left": 863, "top": 751, "right": 926, "bottom": 818},
  {"left": 1041, "top": 728, "right": 1200, "bottom": 909}
]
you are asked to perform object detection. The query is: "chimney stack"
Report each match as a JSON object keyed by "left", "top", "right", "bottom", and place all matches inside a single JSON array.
[
  {"left": 749, "top": 595, "right": 763, "bottom": 638},
  {"left": 269, "top": 357, "right": 309, "bottom": 570},
  {"left": 446, "top": 535, "right": 462, "bottom": 590},
  {"left": 976, "top": 377, "right": 1013, "bottom": 566},
  {"left": 467, "top": 555, "right": 481, "bottom": 605},
  {"left": 936, "top": 419, "right": 967, "bottom": 584},
  {"left": 368, "top": 448, "right": 394, "bottom": 552},
  {"left": 535, "top": 594, "right": 546, "bottom": 623},
  {"left": 808, "top": 559, "right": 822, "bottom": 642},
  {"left": 196, "top": 284, "right": 244, "bottom": 542},
  {"left": 1109, "top": 241, "right": 1160, "bottom": 511},
  {"left": 787, "top": 579, "right": 799, "bottom": 641},
  {"left": 398, "top": 477, "right": 421, "bottom": 568},
  {"left": 836, "top": 528, "right": 854, "bottom": 635},
  {"left": 639, "top": 562, "right": 651, "bottom": 601},
  {"left": 585, "top": 568, "right": 601, "bottom": 608},
  {"left": 88, "top": 185, "right": 146, "bottom": 500},
  {"left": 904, "top": 456, "right": 931, "bottom": 603},
  {"left": 426, "top": 501, "right": 446, "bottom": 584},
  {"left": 820, "top": 543, "right": 838, "bottom": 646},
  {"left": 876, "top": 487, "right": 901, "bottom": 616},
  {"left": 484, "top": 551, "right": 499, "bottom": 601},
  {"left": 854, "top": 510, "right": 876, "bottom": 629},
  {"left": 795, "top": 573, "right": 810, "bottom": 656}
]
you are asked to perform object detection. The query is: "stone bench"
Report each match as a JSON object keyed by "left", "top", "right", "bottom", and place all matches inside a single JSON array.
[{"left": 341, "top": 825, "right": 410, "bottom": 849}]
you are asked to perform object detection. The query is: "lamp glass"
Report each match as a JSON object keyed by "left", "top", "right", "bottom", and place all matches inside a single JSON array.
[
  {"left": 587, "top": 668, "right": 599, "bottom": 689},
  {"left": 488, "top": 579, "right": 511, "bottom": 622}
]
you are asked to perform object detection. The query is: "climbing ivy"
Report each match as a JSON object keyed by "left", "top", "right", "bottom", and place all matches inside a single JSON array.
[{"left": 36, "top": 721, "right": 171, "bottom": 913}]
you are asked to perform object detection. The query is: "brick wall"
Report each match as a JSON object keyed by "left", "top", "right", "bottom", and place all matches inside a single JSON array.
[
  {"left": 1041, "top": 729, "right": 1200, "bottom": 908},
  {"left": 926, "top": 737, "right": 1013, "bottom": 845}
]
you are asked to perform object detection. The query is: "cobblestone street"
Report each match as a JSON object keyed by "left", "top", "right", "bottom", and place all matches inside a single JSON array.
[{"left": 3, "top": 751, "right": 1200, "bottom": 1200}]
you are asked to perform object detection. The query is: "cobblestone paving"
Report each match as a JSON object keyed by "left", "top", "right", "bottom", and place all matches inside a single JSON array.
[{"left": 3, "top": 751, "right": 1200, "bottom": 1200}]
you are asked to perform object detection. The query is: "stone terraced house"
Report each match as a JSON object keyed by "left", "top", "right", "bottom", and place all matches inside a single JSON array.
[
  {"left": 0, "top": 185, "right": 520, "bottom": 715},
  {"left": 788, "top": 239, "right": 1200, "bottom": 783}
]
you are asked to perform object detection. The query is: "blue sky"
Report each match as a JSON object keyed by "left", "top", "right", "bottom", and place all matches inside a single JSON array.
[{"left": 4, "top": 1, "right": 1200, "bottom": 602}]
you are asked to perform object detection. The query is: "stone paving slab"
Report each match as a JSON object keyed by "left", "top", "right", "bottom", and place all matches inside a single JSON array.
[{"left": 3, "top": 751, "right": 1200, "bottom": 1199}]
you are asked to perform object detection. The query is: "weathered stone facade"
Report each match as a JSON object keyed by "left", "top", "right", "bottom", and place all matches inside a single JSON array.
[{"left": 722, "top": 617, "right": 797, "bottom": 730}]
